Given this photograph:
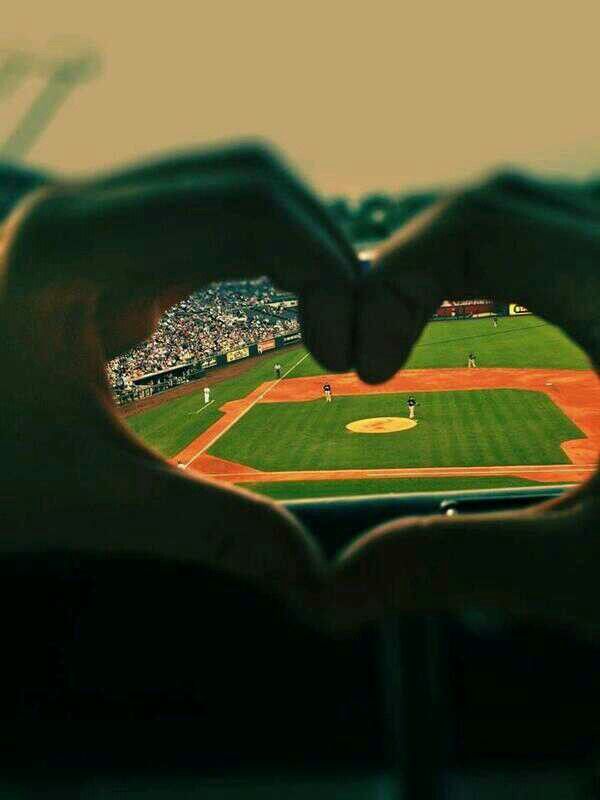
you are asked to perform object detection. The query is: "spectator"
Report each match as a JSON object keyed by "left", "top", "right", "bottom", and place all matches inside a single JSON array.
[{"left": 107, "top": 279, "right": 300, "bottom": 401}]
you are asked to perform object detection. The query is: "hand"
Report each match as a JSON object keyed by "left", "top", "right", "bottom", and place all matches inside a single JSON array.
[
  {"left": 0, "top": 142, "right": 358, "bottom": 602},
  {"left": 8, "top": 142, "right": 358, "bottom": 371},
  {"left": 4, "top": 154, "right": 600, "bottom": 635},
  {"left": 329, "top": 171, "right": 600, "bottom": 632}
]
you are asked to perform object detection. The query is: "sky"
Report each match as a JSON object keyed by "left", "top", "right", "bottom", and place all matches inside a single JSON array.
[{"left": 3, "top": 0, "right": 600, "bottom": 197}]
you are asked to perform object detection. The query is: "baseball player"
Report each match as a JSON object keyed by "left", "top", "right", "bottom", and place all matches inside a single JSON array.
[
  {"left": 323, "top": 382, "right": 332, "bottom": 402},
  {"left": 203, "top": 386, "right": 211, "bottom": 404},
  {"left": 467, "top": 352, "right": 477, "bottom": 368},
  {"left": 274, "top": 363, "right": 282, "bottom": 379},
  {"left": 492, "top": 315, "right": 498, "bottom": 328},
  {"left": 407, "top": 395, "right": 417, "bottom": 419}
]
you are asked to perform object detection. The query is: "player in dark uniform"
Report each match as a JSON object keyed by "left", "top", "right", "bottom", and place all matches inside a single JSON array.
[
  {"left": 407, "top": 395, "right": 417, "bottom": 420},
  {"left": 323, "top": 382, "right": 332, "bottom": 402},
  {"left": 274, "top": 363, "right": 282, "bottom": 379}
]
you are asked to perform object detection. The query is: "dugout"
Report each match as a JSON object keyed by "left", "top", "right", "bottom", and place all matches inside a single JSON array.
[{"left": 133, "top": 362, "right": 204, "bottom": 391}]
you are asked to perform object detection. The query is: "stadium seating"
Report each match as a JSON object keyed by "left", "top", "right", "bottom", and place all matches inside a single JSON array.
[{"left": 107, "top": 281, "right": 300, "bottom": 402}]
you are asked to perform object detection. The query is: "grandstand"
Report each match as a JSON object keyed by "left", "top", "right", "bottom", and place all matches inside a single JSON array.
[{"left": 107, "top": 278, "right": 300, "bottom": 403}]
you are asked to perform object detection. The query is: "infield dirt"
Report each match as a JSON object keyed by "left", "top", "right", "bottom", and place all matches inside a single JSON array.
[{"left": 173, "top": 368, "right": 600, "bottom": 485}]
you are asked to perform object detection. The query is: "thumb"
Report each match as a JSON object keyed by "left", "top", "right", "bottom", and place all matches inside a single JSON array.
[{"left": 327, "top": 477, "right": 600, "bottom": 633}]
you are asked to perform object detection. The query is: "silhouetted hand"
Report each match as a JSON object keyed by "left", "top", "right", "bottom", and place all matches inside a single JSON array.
[
  {"left": 0, "top": 142, "right": 358, "bottom": 602},
  {"left": 330, "top": 171, "right": 600, "bottom": 632},
  {"left": 4, "top": 152, "right": 600, "bottom": 635}
]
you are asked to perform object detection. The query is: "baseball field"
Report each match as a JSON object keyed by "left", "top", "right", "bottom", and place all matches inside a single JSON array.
[{"left": 124, "top": 316, "right": 600, "bottom": 499}]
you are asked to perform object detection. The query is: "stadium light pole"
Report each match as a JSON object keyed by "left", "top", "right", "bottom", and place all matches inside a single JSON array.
[
  {"left": 0, "top": 47, "right": 38, "bottom": 102},
  {"left": 0, "top": 41, "right": 101, "bottom": 161}
]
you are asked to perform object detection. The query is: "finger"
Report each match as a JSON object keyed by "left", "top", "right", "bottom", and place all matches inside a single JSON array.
[
  {"left": 7, "top": 161, "right": 356, "bottom": 305},
  {"left": 298, "top": 277, "right": 354, "bottom": 373},
  {"left": 97, "top": 291, "right": 163, "bottom": 359},
  {"left": 355, "top": 269, "right": 436, "bottom": 384},
  {"left": 355, "top": 201, "right": 456, "bottom": 383},
  {"left": 64, "top": 142, "right": 359, "bottom": 295},
  {"left": 147, "top": 473, "right": 328, "bottom": 600},
  {"left": 6, "top": 162, "right": 357, "bottom": 371},
  {"left": 354, "top": 200, "right": 461, "bottom": 383},
  {"left": 5, "top": 171, "right": 287, "bottom": 289},
  {"left": 356, "top": 175, "right": 600, "bottom": 383},
  {"left": 465, "top": 176, "right": 600, "bottom": 364},
  {"left": 92, "top": 140, "right": 359, "bottom": 270},
  {"left": 267, "top": 189, "right": 355, "bottom": 372}
]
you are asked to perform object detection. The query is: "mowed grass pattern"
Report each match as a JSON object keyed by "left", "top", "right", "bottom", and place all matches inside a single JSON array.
[
  {"left": 290, "top": 317, "right": 591, "bottom": 377},
  {"left": 209, "top": 390, "right": 585, "bottom": 471}
]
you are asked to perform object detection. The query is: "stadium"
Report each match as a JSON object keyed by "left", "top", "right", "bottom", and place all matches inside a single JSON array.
[{"left": 121, "top": 292, "right": 598, "bottom": 500}]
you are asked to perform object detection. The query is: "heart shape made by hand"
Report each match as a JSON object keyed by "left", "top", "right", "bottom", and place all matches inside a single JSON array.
[{"left": 0, "top": 145, "right": 599, "bottom": 635}]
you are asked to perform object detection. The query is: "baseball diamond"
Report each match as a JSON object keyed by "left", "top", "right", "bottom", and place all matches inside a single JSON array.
[
  {"left": 201, "top": 383, "right": 589, "bottom": 473},
  {"left": 125, "top": 316, "right": 600, "bottom": 499}
]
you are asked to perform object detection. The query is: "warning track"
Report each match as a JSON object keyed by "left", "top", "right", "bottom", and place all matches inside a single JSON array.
[{"left": 174, "top": 368, "right": 600, "bottom": 485}]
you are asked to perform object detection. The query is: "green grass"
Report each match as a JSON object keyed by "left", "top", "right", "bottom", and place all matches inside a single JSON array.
[
  {"left": 209, "top": 389, "right": 585, "bottom": 471},
  {"left": 126, "top": 347, "right": 304, "bottom": 457},
  {"left": 124, "top": 315, "right": 590, "bottom": 459},
  {"left": 242, "top": 476, "right": 572, "bottom": 500},
  {"left": 290, "top": 316, "right": 591, "bottom": 377}
]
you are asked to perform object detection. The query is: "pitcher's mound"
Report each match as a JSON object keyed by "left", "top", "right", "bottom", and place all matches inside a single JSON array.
[{"left": 346, "top": 417, "right": 417, "bottom": 434}]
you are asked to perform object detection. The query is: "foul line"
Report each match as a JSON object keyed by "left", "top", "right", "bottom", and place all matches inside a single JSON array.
[
  {"left": 188, "top": 399, "right": 214, "bottom": 415},
  {"left": 224, "top": 463, "right": 595, "bottom": 481},
  {"left": 183, "top": 351, "right": 310, "bottom": 468}
]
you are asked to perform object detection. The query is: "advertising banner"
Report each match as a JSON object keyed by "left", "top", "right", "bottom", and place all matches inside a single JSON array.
[
  {"left": 257, "top": 338, "right": 276, "bottom": 354},
  {"left": 226, "top": 346, "right": 250, "bottom": 363},
  {"left": 433, "top": 299, "right": 494, "bottom": 319},
  {"left": 281, "top": 332, "right": 302, "bottom": 344},
  {"left": 509, "top": 303, "right": 532, "bottom": 316},
  {"left": 274, "top": 299, "right": 298, "bottom": 308}
]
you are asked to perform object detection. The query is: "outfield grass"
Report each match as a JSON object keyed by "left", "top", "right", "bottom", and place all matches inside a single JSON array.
[
  {"left": 209, "top": 389, "right": 585, "bottom": 471},
  {"left": 126, "top": 347, "right": 305, "bottom": 457},
  {"left": 290, "top": 316, "right": 591, "bottom": 377},
  {"left": 242, "top": 476, "right": 572, "bottom": 500}
]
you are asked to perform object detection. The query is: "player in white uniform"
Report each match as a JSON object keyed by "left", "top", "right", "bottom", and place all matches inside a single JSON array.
[
  {"left": 467, "top": 352, "right": 477, "bottom": 368},
  {"left": 407, "top": 395, "right": 417, "bottom": 419},
  {"left": 203, "top": 386, "right": 211, "bottom": 404}
]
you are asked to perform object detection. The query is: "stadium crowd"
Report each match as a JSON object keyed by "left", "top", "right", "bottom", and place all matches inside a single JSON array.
[{"left": 106, "top": 278, "right": 299, "bottom": 400}]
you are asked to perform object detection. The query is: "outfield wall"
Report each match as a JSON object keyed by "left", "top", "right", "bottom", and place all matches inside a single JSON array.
[
  {"left": 200, "top": 331, "right": 302, "bottom": 371},
  {"left": 508, "top": 303, "right": 532, "bottom": 316},
  {"left": 433, "top": 299, "right": 495, "bottom": 319}
]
